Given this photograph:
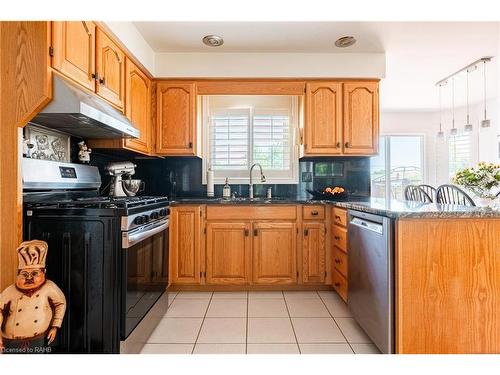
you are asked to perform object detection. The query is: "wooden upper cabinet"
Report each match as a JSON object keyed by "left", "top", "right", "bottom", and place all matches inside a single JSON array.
[
  {"left": 252, "top": 222, "right": 297, "bottom": 285},
  {"left": 156, "top": 81, "right": 196, "bottom": 155},
  {"left": 52, "top": 21, "right": 96, "bottom": 91},
  {"left": 124, "top": 58, "right": 152, "bottom": 155},
  {"left": 305, "top": 82, "right": 343, "bottom": 155},
  {"left": 206, "top": 222, "right": 251, "bottom": 285},
  {"left": 169, "top": 206, "right": 202, "bottom": 284},
  {"left": 302, "top": 222, "right": 326, "bottom": 284},
  {"left": 96, "top": 29, "right": 125, "bottom": 109},
  {"left": 343, "top": 81, "right": 379, "bottom": 155}
]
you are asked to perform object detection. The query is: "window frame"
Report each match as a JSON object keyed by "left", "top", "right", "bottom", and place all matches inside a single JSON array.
[
  {"left": 371, "top": 133, "right": 426, "bottom": 201},
  {"left": 201, "top": 95, "right": 299, "bottom": 185},
  {"left": 448, "top": 130, "right": 473, "bottom": 179}
]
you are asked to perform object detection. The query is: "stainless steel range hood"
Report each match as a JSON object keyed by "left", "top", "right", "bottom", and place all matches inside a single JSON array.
[{"left": 30, "top": 75, "right": 140, "bottom": 139}]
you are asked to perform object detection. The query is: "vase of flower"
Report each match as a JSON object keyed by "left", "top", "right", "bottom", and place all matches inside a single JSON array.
[
  {"left": 452, "top": 162, "right": 500, "bottom": 207},
  {"left": 475, "top": 197, "right": 495, "bottom": 208}
]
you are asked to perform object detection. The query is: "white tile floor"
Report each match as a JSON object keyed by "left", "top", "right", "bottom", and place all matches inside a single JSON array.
[{"left": 141, "top": 290, "right": 381, "bottom": 354}]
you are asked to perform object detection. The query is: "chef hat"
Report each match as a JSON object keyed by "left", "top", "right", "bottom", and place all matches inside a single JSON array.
[{"left": 17, "top": 240, "right": 47, "bottom": 270}]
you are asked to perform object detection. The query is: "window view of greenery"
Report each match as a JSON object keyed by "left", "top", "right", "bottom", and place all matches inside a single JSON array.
[{"left": 371, "top": 135, "right": 424, "bottom": 200}]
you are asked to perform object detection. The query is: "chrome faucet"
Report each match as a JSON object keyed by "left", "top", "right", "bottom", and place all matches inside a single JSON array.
[{"left": 248, "top": 163, "right": 266, "bottom": 199}]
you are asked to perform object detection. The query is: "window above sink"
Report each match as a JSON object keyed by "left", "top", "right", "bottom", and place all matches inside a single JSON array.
[{"left": 200, "top": 95, "right": 300, "bottom": 185}]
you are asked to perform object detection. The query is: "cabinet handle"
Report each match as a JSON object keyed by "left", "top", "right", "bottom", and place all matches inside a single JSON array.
[
  {"left": 334, "top": 235, "right": 340, "bottom": 240},
  {"left": 304, "top": 229, "right": 309, "bottom": 236},
  {"left": 345, "top": 142, "right": 350, "bottom": 148},
  {"left": 335, "top": 258, "right": 341, "bottom": 264},
  {"left": 188, "top": 141, "right": 193, "bottom": 148},
  {"left": 244, "top": 229, "right": 249, "bottom": 237},
  {"left": 336, "top": 142, "right": 341, "bottom": 148},
  {"left": 334, "top": 282, "right": 341, "bottom": 287},
  {"left": 310, "top": 211, "right": 319, "bottom": 216},
  {"left": 253, "top": 229, "right": 258, "bottom": 236},
  {"left": 335, "top": 215, "right": 341, "bottom": 221},
  {"left": 92, "top": 73, "right": 98, "bottom": 80},
  {"left": 99, "top": 77, "right": 105, "bottom": 85}
]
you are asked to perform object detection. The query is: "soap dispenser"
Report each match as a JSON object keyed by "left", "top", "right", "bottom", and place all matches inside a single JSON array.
[{"left": 222, "top": 178, "right": 231, "bottom": 200}]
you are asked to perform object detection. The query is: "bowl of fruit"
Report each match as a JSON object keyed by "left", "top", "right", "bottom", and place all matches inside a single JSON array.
[{"left": 306, "top": 186, "right": 348, "bottom": 200}]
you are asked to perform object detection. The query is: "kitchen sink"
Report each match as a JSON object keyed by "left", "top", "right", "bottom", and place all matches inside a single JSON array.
[{"left": 216, "top": 197, "right": 289, "bottom": 203}]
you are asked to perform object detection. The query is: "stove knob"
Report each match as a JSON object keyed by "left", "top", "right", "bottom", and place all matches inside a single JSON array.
[
  {"left": 159, "top": 209, "right": 167, "bottom": 217},
  {"left": 150, "top": 211, "right": 160, "bottom": 220},
  {"left": 142, "top": 214, "right": 150, "bottom": 223},
  {"left": 133, "top": 216, "right": 145, "bottom": 225}
]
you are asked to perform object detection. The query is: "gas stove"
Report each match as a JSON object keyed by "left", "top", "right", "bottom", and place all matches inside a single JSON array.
[{"left": 22, "top": 159, "right": 170, "bottom": 353}]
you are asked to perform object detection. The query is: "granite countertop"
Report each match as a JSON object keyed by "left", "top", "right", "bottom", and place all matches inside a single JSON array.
[
  {"left": 169, "top": 196, "right": 500, "bottom": 219},
  {"left": 333, "top": 198, "right": 500, "bottom": 219}
]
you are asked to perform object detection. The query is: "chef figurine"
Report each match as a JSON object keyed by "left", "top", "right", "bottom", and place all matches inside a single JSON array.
[
  {"left": 77, "top": 141, "right": 92, "bottom": 164},
  {"left": 0, "top": 240, "right": 66, "bottom": 353}
]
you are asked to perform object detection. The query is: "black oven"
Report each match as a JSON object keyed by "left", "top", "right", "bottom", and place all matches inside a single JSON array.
[{"left": 121, "top": 215, "right": 169, "bottom": 339}]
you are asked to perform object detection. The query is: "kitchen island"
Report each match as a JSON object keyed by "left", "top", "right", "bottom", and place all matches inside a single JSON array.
[{"left": 168, "top": 197, "right": 500, "bottom": 353}]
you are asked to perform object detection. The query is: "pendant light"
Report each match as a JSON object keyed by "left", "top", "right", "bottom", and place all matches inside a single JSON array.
[
  {"left": 449, "top": 77, "right": 458, "bottom": 136},
  {"left": 437, "top": 84, "right": 445, "bottom": 139},
  {"left": 464, "top": 68, "right": 473, "bottom": 133},
  {"left": 481, "top": 60, "right": 491, "bottom": 128}
]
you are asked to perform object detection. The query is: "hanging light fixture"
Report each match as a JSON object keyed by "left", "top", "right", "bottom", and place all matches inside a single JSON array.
[
  {"left": 437, "top": 84, "right": 445, "bottom": 139},
  {"left": 449, "top": 77, "right": 458, "bottom": 136},
  {"left": 481, "top": 60, "right": 491, "bottom": 128},
  {"left": 464, "top": 68, "right": 473, "bottom": 133}
]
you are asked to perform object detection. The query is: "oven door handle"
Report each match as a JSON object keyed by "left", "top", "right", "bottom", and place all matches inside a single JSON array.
[{"left": 122, "top": 221, "right": 169, "bottom": 249}]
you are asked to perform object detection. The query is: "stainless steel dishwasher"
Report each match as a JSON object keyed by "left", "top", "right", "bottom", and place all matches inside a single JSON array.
[{"left": 348, "top": 209, "right": 394, "bottom": 354}]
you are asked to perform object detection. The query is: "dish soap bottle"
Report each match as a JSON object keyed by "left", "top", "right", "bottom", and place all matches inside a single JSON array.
[{"left": 222, "top": 178, "right": 231, "bottom": 200}]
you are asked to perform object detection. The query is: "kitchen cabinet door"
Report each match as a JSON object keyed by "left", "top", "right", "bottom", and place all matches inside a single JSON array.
[
  {"left": 156, "top": 81, "right": 197, "bottom": 155},
  {"left": 96, "top": 28, "right": 125, "bottom": 109},
  {"left": 302, "top": 222, "right": 326, "bottom": 284},
  {"left": 52, "top": 21, "right": 96, "bottom": 92},
  {"left": 304, "top": 82, "right": 343, "bottom": 155},
  {"left": 343, "top": 81, "right": 379, "bottom": 155},
  {"left": 169, "top": 206, "right": 202, "bottom": 284},
  {"left": 252, "top": 222, "right": 297, "bottom": 285},
  {"left": 206, "top": 222, "right": 251, "bottom": 285},
  {"left": 124, "top": 58, "right": 152, "bottom": 155}
]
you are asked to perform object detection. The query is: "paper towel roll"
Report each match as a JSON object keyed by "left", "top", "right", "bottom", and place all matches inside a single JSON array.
[{"left": 207, "top": 168, "right": 214, "bottom": 197}]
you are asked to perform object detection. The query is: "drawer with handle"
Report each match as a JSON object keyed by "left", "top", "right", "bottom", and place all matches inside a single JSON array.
[
  {"left": 332, "top": 269, "right": 348, "bottom": 302},
  {"left": 333, "top": 247, "right": 348, "bottom": 277},
  {"left": 332, "top": 225, "right": 347, "bottom": 252},
  {"left": 303, "top": 205, "right": 325, "bottom": 220},
  {"left": 332, "top": 207, "right": 348, "bottom": 227}
]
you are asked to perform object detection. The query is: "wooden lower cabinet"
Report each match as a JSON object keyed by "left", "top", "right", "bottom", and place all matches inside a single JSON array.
[
  {"left": 302, "top": 222, "right": 326, "bottom": 284},
  {"left": 253, "top": 222, "right": 297, "bottom": 285},
  {"left": 169, "top": 206, "right": 202, "bottom": 284},
  {"left": 331, "top": 207, "right": 349, "bottom": 301},
  {"left": 206, "top": 222, "right": 251, "bottom": 285},
  {"left": 333, "top": 269, "right": 348, "bottom": 302}
]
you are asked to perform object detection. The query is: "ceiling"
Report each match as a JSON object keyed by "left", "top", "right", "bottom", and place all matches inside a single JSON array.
[{"left": 133, "top": 22, "right": 499, "bottom": 111}]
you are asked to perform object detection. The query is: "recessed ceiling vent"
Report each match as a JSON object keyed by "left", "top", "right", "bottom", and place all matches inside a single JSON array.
[
  {"left": 335, "top": 36, "right": 356, "bottom": 48},
  {"left": 202, "top": 35, "right": 224, "bottom": 47}
]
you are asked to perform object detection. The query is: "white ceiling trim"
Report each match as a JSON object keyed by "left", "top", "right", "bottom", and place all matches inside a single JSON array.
[{"left": 154, "top": 52, "right": 385, "bottom": 78}]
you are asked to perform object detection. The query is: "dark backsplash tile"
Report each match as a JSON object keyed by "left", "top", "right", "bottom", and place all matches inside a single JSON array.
[{"left": 90, "top": 152, "right": 370, "bottom": 199}]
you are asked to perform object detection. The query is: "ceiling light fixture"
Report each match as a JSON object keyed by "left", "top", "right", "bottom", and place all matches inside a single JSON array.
[
  {"left": 464, "top": 68, "right": 473, "bottom": 133},
  {"left": 202, "top": 35, "right": 224, "bottom": 47},
  {"left": 437, "top": 84, "right": 445, "bottom": 140},
  {"left": 481, "top": 60, "right": 491, "bottom": 128},
  {"left": 334, "top": 36, "right": 356, "bottom": 48},
  {"left": 450, "top": 78, "right": 458, "bottom": 137}
]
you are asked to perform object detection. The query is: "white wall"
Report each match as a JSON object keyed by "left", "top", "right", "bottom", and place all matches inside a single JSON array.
[
  {"left": 154, "top": 52, "right": 385, "bottom": 78},
  {"left": 103, "top": 22, "right": 156, "bottom": 75}
]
